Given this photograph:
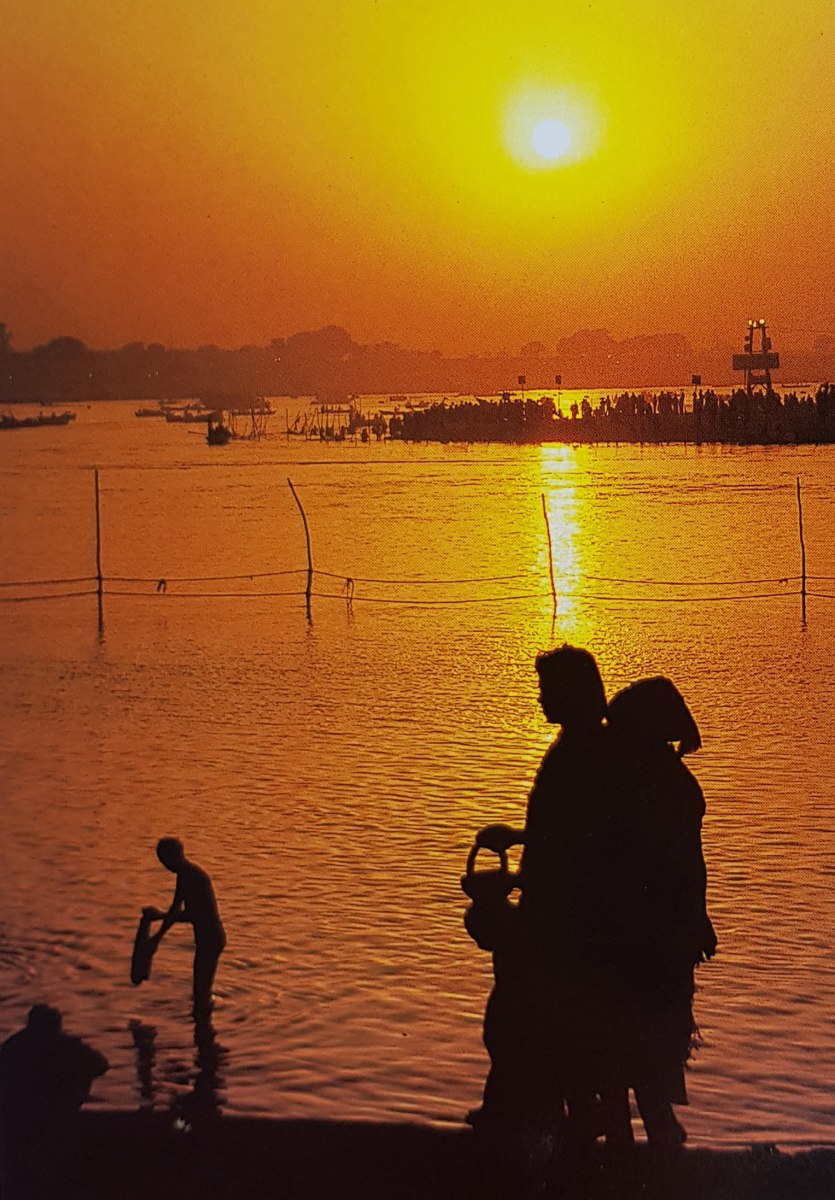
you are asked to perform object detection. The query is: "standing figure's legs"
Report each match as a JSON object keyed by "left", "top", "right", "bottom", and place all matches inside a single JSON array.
[
  {"left": 192, "top": 937, "right": 224, "bottom": 1016},
  {"left": 598, "top": 1088, "right": 635, "bottom": 1149},
  {"left": 633, "top": 1085, "right": 686, "bottom": 1147}
]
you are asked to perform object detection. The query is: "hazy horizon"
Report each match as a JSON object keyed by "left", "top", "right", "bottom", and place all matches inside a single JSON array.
[{"left": 1, "top": 321, "right": 832, "bottom": 361}]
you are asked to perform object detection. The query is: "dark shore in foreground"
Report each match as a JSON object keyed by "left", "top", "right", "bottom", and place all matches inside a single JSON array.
[{"left": 15, "top": 1112, "right": 835, "bottom": 1200}]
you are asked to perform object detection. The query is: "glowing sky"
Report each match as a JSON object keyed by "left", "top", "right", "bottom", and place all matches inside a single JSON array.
[{"left": 2, "top": 1, "right": 834, "bottom": 353}]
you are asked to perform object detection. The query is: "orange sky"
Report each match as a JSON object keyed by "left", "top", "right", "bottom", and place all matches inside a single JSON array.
[{"left": 2, "top": 1, "right": 834, "bottom": 354}]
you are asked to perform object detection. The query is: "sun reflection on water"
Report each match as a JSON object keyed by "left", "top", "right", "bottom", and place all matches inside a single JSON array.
[{"left": 534, "top": 445, "right": 592, "bottom": 644}]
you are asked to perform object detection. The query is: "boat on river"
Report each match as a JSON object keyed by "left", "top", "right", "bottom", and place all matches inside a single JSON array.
[
  {"left": 134, "top": 405, "right": 168, "bottom": 418},
  {"left": 163, "top": 403, "right": 215, "bottom": 424},
  {"left": 202, "top": 392, "right": 274, "bottom": 416},
  {"left": 0, "top": 410, "right": 76, "bottom": 430}
]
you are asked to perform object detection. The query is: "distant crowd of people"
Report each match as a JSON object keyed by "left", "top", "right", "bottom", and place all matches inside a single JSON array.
[{"left": 389, "top": 384, "right": 835, "bottom": 444}]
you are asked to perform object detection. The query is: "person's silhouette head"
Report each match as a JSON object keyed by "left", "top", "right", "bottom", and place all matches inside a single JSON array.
[
  {"left": 26, "top": 1004, "right": 62, "bottom": 1038},
  {"left": 156, "top": 837, "right": 186, "bottom": 872},
  {"left": 535, "top": 645, "right": 606, "bottom": 729},
  {"left": 607, "top": 676, "right": 701, "bottom": 756}
]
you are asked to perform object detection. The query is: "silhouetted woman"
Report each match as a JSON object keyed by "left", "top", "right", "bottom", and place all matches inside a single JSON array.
[{"left": 604, "top": 676, "right": 717, "bottom": 1147}]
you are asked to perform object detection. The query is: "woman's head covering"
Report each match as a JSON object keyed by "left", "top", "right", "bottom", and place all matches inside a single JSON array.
[{"left": 606, "top": 676, "right": 701, "bottom": 755}]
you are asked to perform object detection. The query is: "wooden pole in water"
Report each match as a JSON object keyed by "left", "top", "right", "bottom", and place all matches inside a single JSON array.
[
  {"left": 796, "top": 477, "right": 807, "bottom": 626},
  {"left": 288, "top": 478, "right": 313, "bottom": 622},
  {"left": 541, "top": 493, "right": 557, "bottom": 622},
  {"left": 94, "top": 467, "right": 104, "bottom": 634}
]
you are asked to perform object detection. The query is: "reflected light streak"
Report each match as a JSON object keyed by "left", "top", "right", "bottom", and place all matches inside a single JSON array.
[{"left": 535, "top": 446, "right": 592, "bottom": 646}]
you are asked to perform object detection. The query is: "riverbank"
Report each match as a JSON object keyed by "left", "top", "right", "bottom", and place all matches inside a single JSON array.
[{"left": 15, "top": 1112, "right": 835, "bottom": 1199}]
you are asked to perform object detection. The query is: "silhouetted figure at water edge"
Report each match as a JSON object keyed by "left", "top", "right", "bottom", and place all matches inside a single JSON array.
[
  {"left": 518, "top": 646, "right": 627, "bottom": 1149},
  {"left": 149, "top": 837, "right": 227, "bottom": 1017},
  {"left": 0, "top": 1005, "right": 108, "bottom": 1198},
  {"left": 465, "top": 647, "right": 717, "bottom": 1162},
  {"left": 603, "top": 677, "right": 717, "bottom": 1148},
  {"left": 464, "top": 647, "right": 614, "bottom": 1143},
  {"left": 461, "top": 823, "right": 546, "bottom": 1132}
]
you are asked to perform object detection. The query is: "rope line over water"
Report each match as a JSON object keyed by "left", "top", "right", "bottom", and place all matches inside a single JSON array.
[
  {"left": 0, "top": 576, "right": 97, "bottom": 588},
  {"left": 108, "top": 569, "right": 306, "bottom": 583},
  {"left": 0, "top": 569, "right": 804, "bottom": 591},
  {"left": 105, "top": 589, "right": 305, "bottom": 599},
  {"left": 0, "top": 584, "right": 802, "bottom": 607},
  {"left": 315, "top": 569, "right": 530, "bottom": 585},
  {"left": 0, "top": 589, "right": 99, "bottom": 603},
  {"left": 0, "top": 472, "right": 819, "bottom": 619}
]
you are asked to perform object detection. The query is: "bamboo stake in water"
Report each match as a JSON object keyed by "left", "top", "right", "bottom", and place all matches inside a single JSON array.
[
  {"left": 288, "top": 478, "right": 313, "bottom": 622},
  {"left": 541, "top": 493, "right": 557, "bottom": 623},
  {"left": 94, "top": 468, "right": 104, "bottom": 635},
  {"left": 796, "top": 477, "right": 807, "bottom": 626}
]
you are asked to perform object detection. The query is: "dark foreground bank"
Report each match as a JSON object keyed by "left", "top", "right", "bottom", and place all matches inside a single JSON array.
[{"left": 6, "top": 1112, "right": 835, "bottom": 1200}]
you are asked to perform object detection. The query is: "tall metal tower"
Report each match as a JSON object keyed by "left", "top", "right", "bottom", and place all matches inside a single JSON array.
[{"left": 732, "top": 319, "right": 780, "bottom": 396}]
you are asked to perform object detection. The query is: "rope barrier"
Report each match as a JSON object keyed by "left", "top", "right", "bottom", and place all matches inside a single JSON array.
[
  {"left": 0, "top": 589, "right": 99, "bottom": 603},
  {"left": 309, "top": 588, "right": 794, "bottom": 607},
  {"left": 309, "top": 568, "right": 801, "bottom": 588},
  {"left": 575, "top": 573, "right": 800, "bottom": 587},
  {"left": 310, "top": 590, "right": 550, "bottom": 606},
  {"left": 106, "top": 589, "right": 305, "bottom": 599},
  {"left": 315, "top": 569, "right": 530, "bottom": 585},
  {"left": 108, "top": 569, "right": 306, "bottom": 583},
  {"left": 0, "top": 575, "right": 808, "bottom": 606},
  {"left": 0, "top": 582, "right": 814, "bottom": 606},
  {"left": 0, "top": 576, "right": 96, "bottom": 589}
]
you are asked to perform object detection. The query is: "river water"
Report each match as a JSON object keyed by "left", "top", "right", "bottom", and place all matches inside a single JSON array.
[{"left": 0, "top": 399, "right": 833, "bottom": 1148}]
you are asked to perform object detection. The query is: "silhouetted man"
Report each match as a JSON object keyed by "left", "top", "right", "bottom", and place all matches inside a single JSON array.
[{"left": 151, "top": 838, "right": 226, "bottom": 1017}]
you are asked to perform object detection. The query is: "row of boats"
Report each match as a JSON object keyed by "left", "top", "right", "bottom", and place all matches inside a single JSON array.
[
  {"left": 135, "top": 396, "right": 274, "bottom": 443},
  {"left": 135, "top": 396, "right": 275, "bottom": 422}
]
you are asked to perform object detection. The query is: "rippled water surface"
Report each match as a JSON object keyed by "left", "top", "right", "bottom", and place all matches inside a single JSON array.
[{"left": 1, "top": 401, "right": 834, "bottom": 1147}]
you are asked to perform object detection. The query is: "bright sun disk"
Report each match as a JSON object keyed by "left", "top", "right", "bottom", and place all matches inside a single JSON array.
[
  {"left": 532, "top": 118, "right": 571, "bottom": 160},
  {"left": 503, "top": 85, "right": 602, "bottom": 171}
]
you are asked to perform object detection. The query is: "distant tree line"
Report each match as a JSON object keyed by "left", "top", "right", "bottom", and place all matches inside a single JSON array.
[{"left": 1, "top": 322, "right": 833, "bottom": 402}]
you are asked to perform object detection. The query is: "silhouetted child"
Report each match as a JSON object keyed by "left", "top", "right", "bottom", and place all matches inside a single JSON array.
[
  {"left": 148, "top": 837, "right": 226, "bottom": 1017},
  {"left": 460, "top": 825, "right": 563, "bottom": 1132}
]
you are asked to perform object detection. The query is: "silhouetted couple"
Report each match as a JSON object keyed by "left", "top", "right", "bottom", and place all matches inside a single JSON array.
[{"left": 469, "top": 645, "right": 716, "bottom": 1152}]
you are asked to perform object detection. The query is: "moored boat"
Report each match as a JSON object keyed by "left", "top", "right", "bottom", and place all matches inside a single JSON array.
[{"left": 0, "top": 410, "right": 76, "bottom": 430}]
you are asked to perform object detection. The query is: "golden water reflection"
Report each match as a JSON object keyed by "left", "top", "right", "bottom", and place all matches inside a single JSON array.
[
  {"left": 1, "top": 411, "right": 835, "bottom": 1146},
  {"left": 535, "top": 444, "right": 587, "bottom": 641}
]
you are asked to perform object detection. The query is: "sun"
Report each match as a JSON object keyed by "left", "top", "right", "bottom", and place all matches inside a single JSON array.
[
  {"left": 504, "top": 84, "right": 602, "bottom": 171},
  {"left": 531, "top": 118, "right": 572, "bottom": 161}
]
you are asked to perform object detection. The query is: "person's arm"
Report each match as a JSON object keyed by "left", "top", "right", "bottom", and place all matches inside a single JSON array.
[{"left": 152, "top": 877, "right": 186, "bottom": 942}]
